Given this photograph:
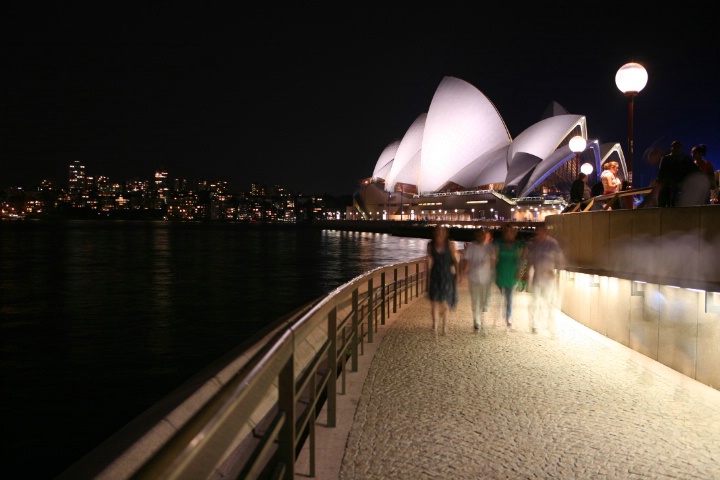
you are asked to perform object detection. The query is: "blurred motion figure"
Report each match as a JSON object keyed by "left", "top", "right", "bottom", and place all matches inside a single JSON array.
[
  {"left": 526, "top": 225, "right": 564, "bottom": 337},
  {"left": 427, "top": 225, "right": 460, "bottom": 335},
  {"left": 462, "top": 229, "right": 496, "bottom": 336}
]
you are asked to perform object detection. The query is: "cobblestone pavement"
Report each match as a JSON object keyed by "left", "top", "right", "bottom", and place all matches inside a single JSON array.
[{"left": 335, "top": 284, "right": 720, "bottom": 480}]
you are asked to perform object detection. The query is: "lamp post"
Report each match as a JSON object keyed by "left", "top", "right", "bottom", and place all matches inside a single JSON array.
[
  {"left": 569, "top": 135, "right": 587, "bottom": 178},
  {"left": 615, "top": 62, "right": 648, "bottom": 188}
]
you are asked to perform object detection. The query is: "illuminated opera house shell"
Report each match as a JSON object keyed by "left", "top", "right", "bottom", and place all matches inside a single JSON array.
[{"left": 360, "top": 76, "right": 628, "bottom": 219}]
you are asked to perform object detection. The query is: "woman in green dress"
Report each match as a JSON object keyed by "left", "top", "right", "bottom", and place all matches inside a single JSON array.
[{"left": 494, "top": 226, "right": 526, "bottom": 330}]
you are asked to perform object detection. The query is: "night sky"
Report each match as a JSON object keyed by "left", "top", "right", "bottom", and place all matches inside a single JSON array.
[{"left": 2, "top": 3, "right": 718, "bottom": 196}]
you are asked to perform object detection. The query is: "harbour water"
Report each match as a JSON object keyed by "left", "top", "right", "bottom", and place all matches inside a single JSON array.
[{"left": 0, "top": 220, "right": 436, "bottom": 478}]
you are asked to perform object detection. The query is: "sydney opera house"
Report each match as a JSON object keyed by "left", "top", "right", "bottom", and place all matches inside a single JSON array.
[{"left": 353, "top": 76, "right": 629, "bottom": 222}]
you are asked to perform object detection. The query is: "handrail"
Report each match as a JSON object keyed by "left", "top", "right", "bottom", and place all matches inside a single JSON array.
[
  {"left": 564, "top": 187, "right": 653, "bottom": 213},
  {"left": 60, "top": 257, "right": 428, "bottom": 479}
]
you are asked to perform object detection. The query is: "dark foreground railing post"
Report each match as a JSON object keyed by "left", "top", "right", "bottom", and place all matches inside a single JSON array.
[
  {"left": 393, "top": 267, "right": 398, "bottom": 313},
  {"left": 352, "top": 288, "right": 359, "bottom": 372},
  {"left": 380, "top": 272, "right": 386, "bottom": 325},
  {"left": 366, "top": 278, "right": 374, "bottom": 343},
  {"left": 327, "top": 307, "right": 337, "bottom": 428},
  {"left": 277, "top": 356, "right": 295, "bottom": 479},
  {"left": 404, "top": 265, "right": 409, "bottom": 305},
  {"left": 416, "top": 263, "right": 421, "bottom": 298}
]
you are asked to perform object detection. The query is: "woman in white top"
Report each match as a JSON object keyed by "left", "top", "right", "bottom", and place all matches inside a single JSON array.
[
  {"left": 601, "top": 161, "right": 622, "bottom": 194},
  {"left": 461, "top": 229, "right": 496, "bottom": 336}
]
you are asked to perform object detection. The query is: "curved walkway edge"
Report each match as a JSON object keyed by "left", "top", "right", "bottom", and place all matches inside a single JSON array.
[{"left": 295, "top": 284, "right": 720, "bottom": 479}]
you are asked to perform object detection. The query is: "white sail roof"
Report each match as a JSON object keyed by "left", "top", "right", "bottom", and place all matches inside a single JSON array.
[
  {"left": 384, "top": 114, "right": 426, "bottom": 191},
  {"left": 419, "top": 76, "right": 511, "bottom": 193},
  {"left": 371, "top": 140, "right": 401, "bottom": 182}
]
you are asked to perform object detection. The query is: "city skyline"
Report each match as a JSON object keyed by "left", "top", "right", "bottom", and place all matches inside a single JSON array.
[
  {"left": 1, "top": 159, "right": 351, "bottom": 223},
  {"left": 2, "top": 158, "right": 325, "bottom": 197}
]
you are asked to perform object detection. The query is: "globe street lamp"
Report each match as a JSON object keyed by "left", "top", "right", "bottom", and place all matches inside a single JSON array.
[
  {"left": 615, "top": 62, "right": 648, "bottom": 187},
  {"left": 580, "top": 162, "right": 594, "bottom": 176},
  {"left": 569, "top": 135, "right": 587, "bottom": 178}
]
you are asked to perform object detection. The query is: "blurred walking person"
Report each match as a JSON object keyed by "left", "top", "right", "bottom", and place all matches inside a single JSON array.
[
  {"left": 462, "top": 229, "right": 496, "bottom": 336},
  {"left": 691, "top": 144, "right": 714, "bottom": 203},
  {"left": 494, "top": 226, "right": 525, "bottom": 331},
  {"left": 527, "top": 225, "right": 564, "bottom": 337},
  {"left": 657, "top": 140, "right": 698, "bottom": 207},
  {"left": 427, "top": 225, "right": 460, "bottom": 336}
]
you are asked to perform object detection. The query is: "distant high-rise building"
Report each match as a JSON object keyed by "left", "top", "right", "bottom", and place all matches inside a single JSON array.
[
  {"left": 269, "top": 184, "right": 289, "bottom": 197},
  {"left": 250, "top": 183, "right": 266, "bottom": 197},
  {"left": 97, "top": 176, "right": 110, "bottom": 193},
  {"left": 68, "top": 160, "right": 86, "bottom": 193},
  {"left": 126, "top": 178, "right": 149, "bottom": 193},
  {"left": 154, "top": 170, "right": 169, "bottom": 205},
  {"left": 67, "top": 160, "right": 88, "bottom": 207},
  {"left": 210, "top": 181, "right": 228, "bottom": 194},
  {"left": 173, "top": 178, "right": 188, "bottom": 193}
]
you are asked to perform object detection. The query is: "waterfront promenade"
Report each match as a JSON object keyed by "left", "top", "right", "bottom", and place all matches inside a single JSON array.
[{"left": 297, "top": 282, "right": 720, "bottom": 479}]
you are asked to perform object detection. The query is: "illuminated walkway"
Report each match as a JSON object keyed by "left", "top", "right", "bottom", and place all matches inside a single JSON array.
[{"left": 297, "top": 283, "right": 720, "bottom": 479}]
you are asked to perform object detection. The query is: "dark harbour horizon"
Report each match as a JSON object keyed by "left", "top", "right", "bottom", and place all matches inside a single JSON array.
[{"left": 0, "top": 220, "right": 438, "bottom": 478}]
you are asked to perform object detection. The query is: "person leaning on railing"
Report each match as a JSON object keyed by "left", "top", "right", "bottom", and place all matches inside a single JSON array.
[
  {"left": 600, "top": 161, "right": 622, "bottom": 209},
  {"left": 569, "top": 172, "right": 591, "bottom": 210},
  {"left": 601, "top": 161, "right": 622, "bottom": 195}
]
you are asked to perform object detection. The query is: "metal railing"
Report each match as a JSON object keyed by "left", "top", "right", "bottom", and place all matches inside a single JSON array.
[
  {"left": 563, "top": 187, "right": 654, "bottom": 212},
  {"left": 63, "top": 258, "right": 428, "bottom": 480}
]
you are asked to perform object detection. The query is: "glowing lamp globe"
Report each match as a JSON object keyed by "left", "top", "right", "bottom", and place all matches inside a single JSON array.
[
  {"left": 569, "top": 136, "right": 587, "bottom": 154},
  {"left": 615, "top": 63, "right": 648, "bottom": 95},
  {"left": 580, "top": 162, "right": 594, "bottom": 175}
]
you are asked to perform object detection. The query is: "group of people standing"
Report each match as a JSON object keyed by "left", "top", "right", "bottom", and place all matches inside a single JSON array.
[
  {"left": 566, "top": 140, "right": 717, "bottom": 210},
  {"left": 426, "top": 224, "right": 564, "bottom": 337},
  {"left": 657, "top": 141, "right": 716, "bottom": 207},
  {"left": 565, "top": 160, "right": 625, "bottom": 212}
]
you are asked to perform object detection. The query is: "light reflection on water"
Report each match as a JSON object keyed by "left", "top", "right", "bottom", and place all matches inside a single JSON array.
[{"left": 0, "top": 221, "right": 432, "bottom": 478}]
